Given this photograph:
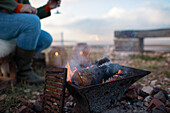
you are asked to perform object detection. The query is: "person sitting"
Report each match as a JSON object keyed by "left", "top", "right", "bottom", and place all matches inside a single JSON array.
[{"left": 0, "top": 0, "right": 61, "bottom": 84}]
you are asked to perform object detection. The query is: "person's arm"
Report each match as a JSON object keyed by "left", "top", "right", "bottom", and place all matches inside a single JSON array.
[
  {"left": 0, "top": 0, "right": 19, "bottom": 13},
  {"left": 37, "top": 4, "right": 51, "bottom": 19},
  {"left": 23, "top": 0, "right": 51, "bottom": 19},
  {"left": 0, "top": 0, "right": 36, "bottom": 14},
  {"left": 37, "top": 0, "right": 61, "bottom": 19}
]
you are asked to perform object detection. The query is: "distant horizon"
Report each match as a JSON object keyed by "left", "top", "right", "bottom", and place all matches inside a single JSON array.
[{"left": 52, "top": 39, "right": 170, "bottom": 46}]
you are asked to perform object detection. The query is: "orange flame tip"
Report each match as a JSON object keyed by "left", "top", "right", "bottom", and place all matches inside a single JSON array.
[{"left": 116, "top": 70, "right": 122, "bottom": 75}]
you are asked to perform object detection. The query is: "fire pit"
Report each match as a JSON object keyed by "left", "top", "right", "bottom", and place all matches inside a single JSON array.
[
  {"left": 66, "top": 64, "right": 150, "bottom": 113},
  {"left": 43, "top": 57, "right": 151, "bottom": 113}
]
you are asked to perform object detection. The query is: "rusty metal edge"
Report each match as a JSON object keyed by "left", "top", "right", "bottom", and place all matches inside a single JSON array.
[{"left": 42, "top": 67, "right": 67, "bottom": 113}]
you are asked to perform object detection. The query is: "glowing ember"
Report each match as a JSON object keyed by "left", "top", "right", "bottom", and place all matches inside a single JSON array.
[
  {"left": 86, "top": 65, "right": 96, "bottom": 69},
  {"left": 55, "top": 52, "right": 59, "bottom": 56},
  {"left": 86, "top": 67, "right": 90, "bottom": 69},
  {"left": 90, "top": 65, "right": 95, "bottom": 68},
  {"left": 102, "top": 79, "right": 104, "bottom": 83},
  {"left": 65, "top": 59, "right": 123, "bottom": 84},
  {"left": 80, "top": 51, "right": 83, "bottom": 55},
  {"left": 116, "top": 70, "right": 122, "bottom": 75}
]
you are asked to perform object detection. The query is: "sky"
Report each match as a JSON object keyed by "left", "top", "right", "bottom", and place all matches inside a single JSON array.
[{"left": 30, "top": 0, "right": 170, "bottom": 45}]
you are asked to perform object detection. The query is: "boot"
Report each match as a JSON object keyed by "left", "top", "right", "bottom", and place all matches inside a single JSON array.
[{"left": 15, "top": 46, "right": 44, "bottom": 84}]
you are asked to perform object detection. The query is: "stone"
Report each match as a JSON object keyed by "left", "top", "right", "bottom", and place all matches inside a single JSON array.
[
  {"left": 150, "top": 80, "right": 157, "bottom": 86},
  {"left": 18, "top": 106, "right": 28, "bottom": 112},
  {"left": 154, "top": 91, "right": 167, "bottom": 103},
  {"left": 24, "top": 89, "right": 31, "bottom": 93},
  {"left": 128, "top": 105, "right": 133, "bottom": 110},
  {"left": 66, "top": 102, "right": 74, "bottom": 107},
  {"left": 164, "top": 78, "right": 169, "bottom": 81},
  {"left": 29, "top": 100, "right": 36, "bottom": 103},
  {"left": 168, "top": 88, "right": 170, "bottom": 92},
  {"left": 0, "top": 94, "right": 7, "bottom": 101},
  {"left": 152, "top": 109, "right": 163, "bottom": 113},
  {"left": 144, "top": 96, "right": 152, "bottom": 103},
  {"left": 137, "top": 89, "right": 149, "bottom": 98},
  {"left": 22, "top": 102, "right": 28, "bottom": 106},
  {"left": 32, "top": 91, "right": 40, "bottom": 96},
  {"left": 126, "top": 88, "right": 138, "bottom": 101},
  {"left": 103, "top": 109, "right": 119, "bottom": 113},
  {"left": 133, "top": 110, "right": 138, "bottom": 113},
  {"left": 33, "top": 104, "right": 41, "bottom": 112},
  {"left": 142, "top": 86, "right": 153, "bottom": 95},
  {"left": 144, "top": 96, "right": 152, "bottom": 106},
  {"left": 155, "top": 85, "right": 161, "bottom": 88},
  {"left": 151, "top": 87, "right": 160, "bottom": 96},
  {"left": 136, "top": 102, "right": 144, "bottom": 108},
  {"left": 166, "top": 100, "right": 170, "bottom": 105},
  {"left": 138, "top": 96, "right": 144, "bottom": 101}
]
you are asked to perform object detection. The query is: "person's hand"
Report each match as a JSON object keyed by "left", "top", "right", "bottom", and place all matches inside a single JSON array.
[
  {"left": 48, "top": 0, "right": 61, "bottom": 9},
  {"left": 20, "top": 4, "right": 37, "bottom": 14}
]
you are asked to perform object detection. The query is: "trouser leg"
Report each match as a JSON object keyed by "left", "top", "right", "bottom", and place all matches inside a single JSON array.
[
  {"left": 35, "top": 30, "right": 53, "bottom": 54},
  {"left": 0, "top": 11, "right": 45, "bottom": 84},
  {"left": 0, "top": 10, "right": 41, "bottom": 50}
]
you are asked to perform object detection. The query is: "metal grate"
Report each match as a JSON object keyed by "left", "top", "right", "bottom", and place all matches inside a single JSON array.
[{"left": 42, "top": 67, "right": 67, "bottom": 113}]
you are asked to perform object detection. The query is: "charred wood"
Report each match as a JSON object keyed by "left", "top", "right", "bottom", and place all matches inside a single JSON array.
[{"left": 71, "top": 63, "right": 124, "bottom": 87}]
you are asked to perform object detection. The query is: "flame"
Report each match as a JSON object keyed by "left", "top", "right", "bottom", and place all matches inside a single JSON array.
[
  {"left": 102, "top": 79, "right": 104, "bottom": 83},
  {"left": 90, "top": 65, "right": 95, "bottom": 68},
  {"left": 116, "top": 70, "right": 122, "bottom": 75},
  {"left": 55, "top": 52, "right": 59, "bottom": 56},
  {"left": 89, "top": 35, "right": 99, "bottom": 41},
  {"left": 80, "top": 51, "right": 83, "bottom": 55},
  {"left": 65, "top": 62, "right": 77, "bottom": 82},
  {"left": 65, "top": 61, "right": 123, "bottom": 83},
  {"left": 65, "top": 61, "right": 97, "bottom": 82}
]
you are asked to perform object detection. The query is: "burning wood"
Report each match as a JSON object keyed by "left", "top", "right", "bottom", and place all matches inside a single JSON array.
[
  {"left": 94, "top": 57, "right": 110, "bottom": 66},
  {"left": 71, "top": 57, "right": 126, "bottom": 87}
]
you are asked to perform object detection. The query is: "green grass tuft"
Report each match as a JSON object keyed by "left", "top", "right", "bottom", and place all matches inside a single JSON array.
[{"left": 137, "top": 55, "right": 165, "bottom": 61}]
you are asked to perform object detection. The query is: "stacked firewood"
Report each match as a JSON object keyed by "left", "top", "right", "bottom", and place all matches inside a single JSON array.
[{"left": 71, "top": 57, "right": 127, "bottom": 87}]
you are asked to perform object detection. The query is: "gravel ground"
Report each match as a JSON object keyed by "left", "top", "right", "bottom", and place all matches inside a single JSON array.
[{"left": 0, "top": 51, "right": 169, "bottom": 113}]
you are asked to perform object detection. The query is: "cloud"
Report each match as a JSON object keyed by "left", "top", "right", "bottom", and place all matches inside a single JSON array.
[
  {"left": 65, "top": 2, "right": 170, "bottom": 35},
  {"left": 40, "top": 1, "right": 170, "bottom": 45}
]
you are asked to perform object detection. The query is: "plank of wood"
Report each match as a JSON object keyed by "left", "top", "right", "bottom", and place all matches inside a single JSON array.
[
  {"left": 114, "top": 38, "right": 140, "bottom": 51},
  {"left": 115, "top": 29, "right": 170, "bottom": 38}
]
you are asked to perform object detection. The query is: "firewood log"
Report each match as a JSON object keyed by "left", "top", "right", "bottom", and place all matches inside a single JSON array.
[
  {"left": 80, "top": 57, "right": 110, "bottom": 68},
  {"left": 94, "top": 57, "right": 110, "bottom": 66},
  {"left": 71, "top": 63, "right": 121, "bottom": 87}
]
